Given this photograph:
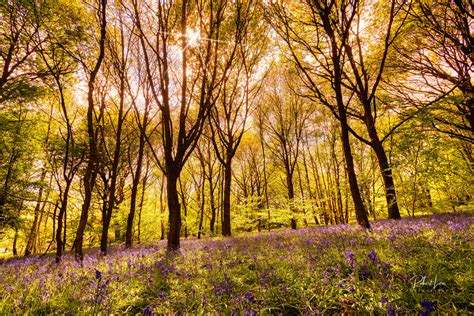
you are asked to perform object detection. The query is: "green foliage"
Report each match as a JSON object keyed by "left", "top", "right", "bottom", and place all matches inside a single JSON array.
[{"left": 0, "top": 102, "right": 44, "bottom": 230}]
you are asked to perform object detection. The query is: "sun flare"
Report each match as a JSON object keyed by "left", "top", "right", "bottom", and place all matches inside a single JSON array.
[{"left": 186, "top": 28, "right": 200, "bottom": 47}]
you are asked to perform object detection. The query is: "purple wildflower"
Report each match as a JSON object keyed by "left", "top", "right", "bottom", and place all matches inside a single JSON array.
[
  {"left": 387, "top": 303, "right": 396, "bottom": 316},
  {"left": 380, "top": 296, "right": 388, "bottom": 303},
  {"left": 346, "top": 250, "right": 357, "bottom": 267},
  {"left": 157, "top": 292, "right": 167, "bottom": 300},
  {"left": 368, "top": 250, "right": 378, "bottom": 264},
  {"left": 382, "top": 261, "right": 391, "bottom": 275},
  {"left": 244, "top": 292, "right": 255, "bottom": 304},
  {"left": 213, "top": 274, "right": 233, "bottom": 297},
  {"left": 420, "top": 300, "right": 435, "bottom": 315},
  {"left": 359, "top": 263, "right": 371, "bottom": 280},
  {"left": 143, "top": 305, "right": 155, "bottom": 316},
  {"left": 95, "top": 270, "right": 102, "bottom": 281}
]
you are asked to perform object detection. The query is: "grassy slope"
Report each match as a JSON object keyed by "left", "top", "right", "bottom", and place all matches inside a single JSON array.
[{"left": 0, "top": 211, "right": 472, "bottom": 314}]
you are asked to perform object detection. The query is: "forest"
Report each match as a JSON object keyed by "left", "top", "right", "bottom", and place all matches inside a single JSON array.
[{"left": 0, "top": 0, "right": 473, "bottom": 313}]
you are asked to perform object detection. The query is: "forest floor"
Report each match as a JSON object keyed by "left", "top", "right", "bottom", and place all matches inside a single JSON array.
[{"left": 0, "top": 211, "right": 472, "bottom": 314}]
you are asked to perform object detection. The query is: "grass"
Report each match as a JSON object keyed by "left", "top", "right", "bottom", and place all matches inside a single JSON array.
[{"left": 0, "top": 211, "right": 472, "bottom": 314}]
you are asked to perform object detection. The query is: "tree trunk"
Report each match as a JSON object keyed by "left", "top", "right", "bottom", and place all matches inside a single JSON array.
[
  {"left": 24, "top": 169, "right": 47, "bottom": 256},
  {"left": 258, "top": 115, "right": 270, "bottom": 231},
  {"left": 368, "top": 125, "right": 401, "bottom": 220},
  {"left": 167, "top": 168, "right": 181, "bottom": 251},
  {"left": 339, "top": 113, "right": 370, "bottom": 229},
  {"left": 101, "top": 63, "right": 126, "bottom": 255},
  {"left": 159, "top": 173, "right": 165, "bottom": 241},
  {"left": 0, "top": 150, "right": 17, "bottom": 221},
  {"left": 285, "top": 163, "right": 297, "bottom": 230},
  {"left": 73, "top": 0, "right": 106, "bottom": 261},
  {"left": 197, "top": 172, "right": 205, "bottom": 239},
  {"left": 209, "top": 171, "right": 217, "bottom": 235},
  {"left": 56, "top": 181, "right": 71, "bottom": 263},
  {"left": 12, "top": 227, "right": 18, "bottom": 256},
  {"left": 74, "top": 165, "right": 96, "bottom": 261},
  {"left": 222, "top": 157, "right": 232, "bottom": 236},
  {"left": 125, "top": 121, "right": 146, "bottom": 248},
  {"left": 178, "top": 178, "right": 189, "bottom": 239},
  {"left": 137, "top": 176, "right": 146, "bottom": 245},
  {"left": 100, "top": 209, "right": 112, "bottom": 255}
]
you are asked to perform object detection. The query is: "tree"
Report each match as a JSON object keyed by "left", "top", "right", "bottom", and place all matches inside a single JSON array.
[
  {"left": 337, "top": 0, "right": 408, "bottom": 220},
  {"left": 125, "top": 61, "right": 152, "bottom": 249},
  {"left": 98, "top": 0, "right": 133, "bottom": 255},
  {"left": 396, "top": 0, "right": 473, "bottom": 144},
  {"left": 0, "top": 102, "right": 40, "bottom": 236},
  {"left": 260, "top": 69, "right": 312, "bottom": 229},
  {"left": 133, "top": 0, "right": 240, "bottom": 250},
  {"left": 33, "top": 0, "right": 90, "bottom": 262},
  {"left": 210, "top": 0, "right": 268, "bottom": 236},
  {"left": 73, "top": 0, "right": 107, "bottom": 261},
  {"left": 266, "top": 0, "right": 371, "bottom": 228},
  {"left": 0, "top": 0, "right": 44, "bottom": 103}
]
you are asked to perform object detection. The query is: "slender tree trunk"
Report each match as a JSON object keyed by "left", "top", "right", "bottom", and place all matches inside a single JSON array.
[
  {"left": 125, "top": 117, "right": 146, "bottom": 248},
  {"left": 137, "top": 171, "right": 147, "bottom": 245},
  {"left": 297, "top": 164, "right": 308, "bottom": 226},
  {"left": 73, "top": 0, "right": 107, "bottom": 261},
  {"left": 179, "top": 178, "right": 189, "bottom": 239},
  {"left": 101, "top": 73, "right": 126, "bottom": 255},
  {"left": 301, "top": 146, "right": 320, "bottom": 225},
  {"left": 328, "top": 20, "right": 370, "bottom": 228},
  {"left": 167, "top": 166, "right": 181, "bottom": 251},
  {"left": 24, "top": 169, "right": 47, "bottom": 256},
  {"left": 74, "top": 166, "right": 96, "bottom": 260},
  {"left": 340, "top": 120, "right": 370, "bottom": 228},
  {"left": 12, "top": 227, "right": 18, "bottom": 256},
  {"left": 159, "top": 173, "right": 165, "bottom": 241},
  {"left": 257, "top": 115, "right": 271, "bottom": 231},
  {"left": 222, "top": 156, "right": 232, "bottom": 236},
  {"left": 56, "top": 181, "right": 71, "bottom": 263},
  {"left": 197, "top": 172, "right": 205, "bottom": 239},
  {"left": 339, "top": 114, "right": 370, "bottom": 228},
  {"left": 100, "top": 214, "right": 112, "bottom": 254},
  {"left": 0, "top": 150, "right": 17, "bottom": 221},
  {"left": 285, "top": 163, "right": 297, "bottom": 230},
  {"left": 369, "top": 130, "right": 401, "bottom": 220},
  {"left": 208, "top": 163, "right": 217, "bottom": 234},
  {"left": 411, "top": 137, "right": 423, "bottom": 217},
  {"left": 36, "top": 178, "right": 52, "bottom": 253}
]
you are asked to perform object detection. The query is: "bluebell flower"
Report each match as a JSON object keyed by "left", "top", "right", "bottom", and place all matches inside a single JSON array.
[
  {"left": 157, "top": 292, "right": 167, "bottom": 300},
  {"left": 368, "top": 250, "right": 378, "bottom": 264},
  {"left": 420, "top": 299, "right": 435, "bottom": 315},
  {"left": 143, "top": 305, "right": 155, "bottom": 316},
  {"left": 95, "top": 270, "right": 102, "bottom": 281},
  {"left": 380, "top": 296, "right": 388, "bottom": 303},
  {"left": 346, "top": 250, "right": 357, "bottom": 267},
  {"left": 359, "top": 263, "right": 371, "bottom": 280},
  {"left": 244, "top": 292, "right": 255, "bottom": 304},
  {"left": 387, "top": 303, "right": 396, "bottom": 316}
]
